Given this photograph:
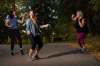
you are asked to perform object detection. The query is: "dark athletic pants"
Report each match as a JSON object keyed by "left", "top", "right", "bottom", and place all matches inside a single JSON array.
[
  {"left": 8, "top": 29, "right": 22, "bottom": 51},
  {"left": 28, "top": 34, "right": 43, "bottom": 50},
  {"left": 76, "top": 32, "right": 86, "bottom": 48}
]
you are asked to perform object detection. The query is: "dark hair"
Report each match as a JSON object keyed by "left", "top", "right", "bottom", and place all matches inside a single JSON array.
[{"left": 9, "top": 10, "right": 15, "bottom": 19}]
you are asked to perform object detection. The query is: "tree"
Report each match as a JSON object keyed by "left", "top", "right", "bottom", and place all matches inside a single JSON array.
[
  {"left": 90, "top": 0, "right": 100, "bottom": 11},
  {"left": 90, "top": 0, "right": 100, "bottom": 34}
]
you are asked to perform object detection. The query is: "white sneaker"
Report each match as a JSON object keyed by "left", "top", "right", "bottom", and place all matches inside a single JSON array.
[
  {"left": 32, "top": 50, "right": 37, "bottom": 59},
  {"left": 80, "top": 48, "right": 85, "bottom": 53},
  {"left": 27, "top": 57, "right": 33, "bottom": 61}
]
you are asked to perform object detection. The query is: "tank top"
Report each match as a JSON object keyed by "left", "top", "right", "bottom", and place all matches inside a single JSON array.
[{"left": 74, "top": 20, "right": 88, "bottom": 33}]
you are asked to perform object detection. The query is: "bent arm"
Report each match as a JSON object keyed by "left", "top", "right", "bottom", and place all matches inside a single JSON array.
[
  {"left": 5, "top": 19, "right": 11, "bottom": 28},
  {"left": 17, "top": 16, "right": 25, "bottom": 24},
  {"left": 25, "top": 19, "right": 31, "bottom": 35},
  {"left": 79, "top": 19, "right": 86, "bottom": 28}
]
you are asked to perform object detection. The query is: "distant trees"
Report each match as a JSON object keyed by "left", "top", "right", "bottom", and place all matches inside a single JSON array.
[
  {"left": 0, "top": 0, "right": 100, "bottom": 43},
  {"left": 89, "top": 0, "right": 100, "bottom": 34}
]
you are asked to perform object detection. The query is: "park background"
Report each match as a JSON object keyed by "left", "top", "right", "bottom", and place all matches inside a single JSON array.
[{"left": 0, "top": 0, "right": 100, "bottom": 60}]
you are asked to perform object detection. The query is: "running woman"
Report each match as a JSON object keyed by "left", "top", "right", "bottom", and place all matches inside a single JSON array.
[{"left": 71, "top": 10, "right": 88, "bottom": 52}]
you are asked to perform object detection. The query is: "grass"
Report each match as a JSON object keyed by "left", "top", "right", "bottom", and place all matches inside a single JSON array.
[
  {"left": 86, "top": 35, "right": 100, "bottom": 61},
  {"left": 68, "top": 35, "right": 100, "bottom": 61}
]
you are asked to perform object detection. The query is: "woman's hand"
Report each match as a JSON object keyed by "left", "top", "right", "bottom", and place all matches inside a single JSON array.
[
  {"left": 71, "top": 14, "right": 75, "bottom": 18},
  {"left": 71, "top": 14, "right": 77, "bottom": 21},
  {"left": 27, "top": 31, "right": 31, "bottom": 35}
]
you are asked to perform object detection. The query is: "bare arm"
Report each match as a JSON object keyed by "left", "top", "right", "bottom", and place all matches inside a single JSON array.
[
  {"left": 5, "top": 19, "right": 12, "bottom": 28},
  {"left": 79, "top": 18, "right": 86, "bottom": 28},
  {"left": 17, "top": 16, "right": 25, "bottom": 24},
  {"left": 40, "top": 24, "right": 50, "bottom": 28}
]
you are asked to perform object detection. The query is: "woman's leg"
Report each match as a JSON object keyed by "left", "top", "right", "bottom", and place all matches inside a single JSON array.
[
  {"left": 78, "top": 39, "right": 83, "bottom": 48},
  {"left": 29, "top": 48, "right": 34, "bottom": 58},
  {"left": 80, "top": 33, "right": 86, "bottom": 49},
  {"left": 35, "top": 35, "right": 43, "bottom": 58},
  {"left": 28, "top": 35, "right": 36, "bottom": 60},
  {"left": 9, "top": 30, "right": 16, "bottom": 55},
  {"left": 15, "top": 30, "right": 24, "bottom": 55},
  {"left": 77, "top": 32, "right": 86, "bottom": 52}
]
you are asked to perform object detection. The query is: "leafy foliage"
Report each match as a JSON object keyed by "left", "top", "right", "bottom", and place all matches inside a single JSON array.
[{"left": 0, "top": 0, "right": 100, "bottom": 43}]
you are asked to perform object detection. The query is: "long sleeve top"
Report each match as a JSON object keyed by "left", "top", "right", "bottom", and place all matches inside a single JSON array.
[{"left": 25, "top": 18, "right": 41, "bottom": 36}]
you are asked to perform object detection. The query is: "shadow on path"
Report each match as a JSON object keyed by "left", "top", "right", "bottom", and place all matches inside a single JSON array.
[{"left": 41, "top": 49, "right": 88, "bottom": 59}]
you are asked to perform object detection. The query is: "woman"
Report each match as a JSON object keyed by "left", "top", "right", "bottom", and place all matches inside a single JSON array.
[
  {"left": 5, "top": 10, "right": 24, "bottom": 55},
  {"left": 25, "top": 10, "right": 43, "bottom": 61},
  {"left": 71, "top": 10, "right": 88, "bottom": 52}
]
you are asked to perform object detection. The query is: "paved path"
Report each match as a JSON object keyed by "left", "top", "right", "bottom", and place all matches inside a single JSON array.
[{"left": 0, "top": 43, "right": 100, "bottom": 66}]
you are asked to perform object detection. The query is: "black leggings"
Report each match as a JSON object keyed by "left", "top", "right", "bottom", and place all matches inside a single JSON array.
[
  {"left": 8, "top": 29, "right": 22, "bottom": 51},
  {"left": 28, "top": 34, "right": 43, "bottom": 49}
]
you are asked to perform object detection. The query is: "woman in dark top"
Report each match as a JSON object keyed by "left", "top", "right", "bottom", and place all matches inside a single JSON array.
[
  {"left": 5, "top": 10, "right": 24, "bottom": 55},
  {"left": 71, "top": 10, "right": 88, "bottom": 52}
]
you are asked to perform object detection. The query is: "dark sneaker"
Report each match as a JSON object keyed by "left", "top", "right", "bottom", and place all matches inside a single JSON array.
[
  {"left": 80, "top": 48, "right": 86, "bottom": 53},
  {"left": 35, "top": 55, "right": 41, "bottom": 60},
  {"left": 20, "top": 48, "right": 24, "bottom": 55},
  {"left": 21, "top": 50, "right": 24, "bottom": 55},
  {"left": 11, "top": 51, "right": 14, "bottom": 56}
]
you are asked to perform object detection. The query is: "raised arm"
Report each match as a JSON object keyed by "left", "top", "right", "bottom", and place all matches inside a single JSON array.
[
  {"left": 17, "top": 16, "right": 25, "bottom": 24},
  {"left": 71, "top": 14, "right": 77, "bottom": 21}
]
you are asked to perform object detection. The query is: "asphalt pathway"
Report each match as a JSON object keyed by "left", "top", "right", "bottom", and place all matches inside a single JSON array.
[{"left": 0, "top": 43, "right": 100, "bottom": 66}]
